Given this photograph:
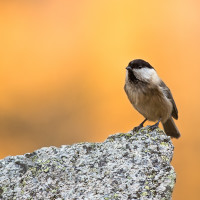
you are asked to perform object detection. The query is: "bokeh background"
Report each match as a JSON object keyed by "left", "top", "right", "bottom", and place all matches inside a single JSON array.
[{"left": 0, "top": 0, "right": 200, "bottom": 199}]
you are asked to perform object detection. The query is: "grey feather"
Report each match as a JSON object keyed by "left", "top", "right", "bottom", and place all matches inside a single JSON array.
[
  {"left": 162, "top": 117, "right": 181, "bottom": 138},
  {"left": 159, "top": 81, "right": 178, "bottom": 120}
]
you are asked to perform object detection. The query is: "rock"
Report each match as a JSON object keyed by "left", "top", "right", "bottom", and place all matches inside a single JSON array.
[{"left": 0, "top": 126, "right": 176, "bottom": 200}]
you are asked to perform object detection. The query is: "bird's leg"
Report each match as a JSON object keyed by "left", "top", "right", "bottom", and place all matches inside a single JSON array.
[
  {"left": 133, "top": 118, "right": 147, "bottom": 132},
  {"left": 149, "top": 119, "right": 161, "bottom": 131}
]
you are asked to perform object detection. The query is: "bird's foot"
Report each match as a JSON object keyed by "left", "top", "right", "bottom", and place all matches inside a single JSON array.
[
  {"left": 148, "top": 124, "right": 159, "bottom": 131},
  {"left": 148, "top": 119, "right": 161, "bottom": 131},
  {"left": 132, "top": 124, "right": 143, "bottom": 132},
  {"left": 132, "top": 118, "right": 147, "bottom": 132}
]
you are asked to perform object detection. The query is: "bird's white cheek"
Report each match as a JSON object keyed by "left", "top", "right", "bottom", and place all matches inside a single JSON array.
[
  {"left": 134, "top": 68, "right": 160, "bottom": 84},
  {"left": 134, "top": 68, "right": 152, "bottom": 80}
]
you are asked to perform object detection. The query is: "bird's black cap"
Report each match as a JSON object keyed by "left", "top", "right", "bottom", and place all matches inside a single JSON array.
[{"left": 128, "top": 59, "right": 153, "bottom": 69}]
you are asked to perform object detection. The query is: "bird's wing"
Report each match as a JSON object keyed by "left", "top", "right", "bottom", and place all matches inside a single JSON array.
[{"left": 159, "top": 80, "right": 178, "bottom": 120}]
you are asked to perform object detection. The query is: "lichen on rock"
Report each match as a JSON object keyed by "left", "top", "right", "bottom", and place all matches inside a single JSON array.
[{"left": 0, "top": 126, "right": 176, "bottom": 199}]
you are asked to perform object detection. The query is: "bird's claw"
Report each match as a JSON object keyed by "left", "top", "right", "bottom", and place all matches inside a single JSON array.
[
  {"left": 132, "top": 125, "right": 143, "bottom": 132},
  {"left": 148, "top": 124, "right": 159, "bottom": 131}
]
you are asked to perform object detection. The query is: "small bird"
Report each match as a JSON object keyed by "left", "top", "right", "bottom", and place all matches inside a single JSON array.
[{"left": 124, "top": 59, "right": 180, "bottom": 139}]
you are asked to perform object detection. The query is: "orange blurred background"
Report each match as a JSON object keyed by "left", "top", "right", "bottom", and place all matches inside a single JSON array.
[{"left": 0, "top": 0, "right": 200, "bottom": 199}]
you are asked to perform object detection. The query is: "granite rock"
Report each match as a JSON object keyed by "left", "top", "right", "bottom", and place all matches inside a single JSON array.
[{"left": 0, "top": 126, "right": 176, "bottom": 200}]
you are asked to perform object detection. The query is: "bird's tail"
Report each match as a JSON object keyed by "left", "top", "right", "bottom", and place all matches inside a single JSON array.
[{"left": 162, "top": 117, "right": 181, "bottom": 139}]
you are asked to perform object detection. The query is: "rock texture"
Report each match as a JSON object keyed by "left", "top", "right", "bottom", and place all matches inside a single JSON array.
[{"left": 0, "top": 126, "right": 176, "bottom": 200}]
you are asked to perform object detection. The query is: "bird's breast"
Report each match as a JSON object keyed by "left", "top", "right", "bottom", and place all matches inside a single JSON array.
[
  {"left": 124, "top": 82, "right": 173, "bottom": 122},
  {"left": 124, "top": 82, "right": 147, "bottom": 106}
]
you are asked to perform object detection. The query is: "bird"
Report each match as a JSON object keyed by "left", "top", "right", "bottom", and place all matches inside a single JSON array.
[{"left": 124, "top": 59, "right": 180, "bottom": 139}]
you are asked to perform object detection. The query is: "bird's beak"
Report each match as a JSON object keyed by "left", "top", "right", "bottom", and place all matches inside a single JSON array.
[{"left": 126, "top": 66, "right": 132, "bottom": 71}]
